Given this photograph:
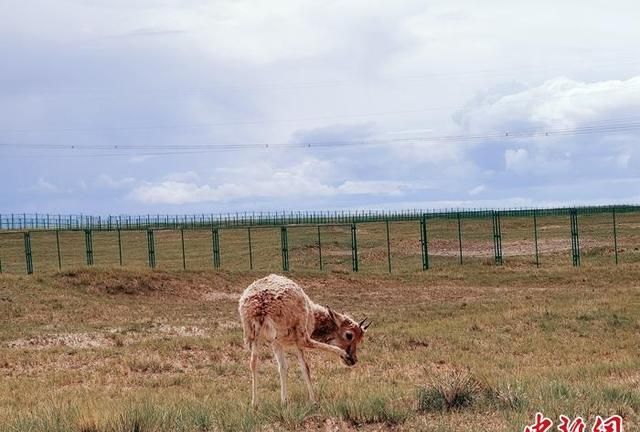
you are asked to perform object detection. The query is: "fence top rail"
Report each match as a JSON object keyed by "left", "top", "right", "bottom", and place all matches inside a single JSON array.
[{"left": 1, "top": 204, "right": 639, "bottom": 231}]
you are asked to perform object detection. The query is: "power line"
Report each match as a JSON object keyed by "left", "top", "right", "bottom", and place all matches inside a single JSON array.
[
  {"left": 2, "top": 118, "right": 639, "bottom": 158},
  {"left": 4, "top": 116, "right": 640, "bottom": 149}
]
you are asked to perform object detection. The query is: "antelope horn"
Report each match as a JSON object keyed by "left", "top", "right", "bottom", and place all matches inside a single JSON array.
[
  {"left": 359, "top": 317, "right": 368, "bottom": 327},
  {"left": 363, "top": 320, "right": 372, "bottom": 330}
]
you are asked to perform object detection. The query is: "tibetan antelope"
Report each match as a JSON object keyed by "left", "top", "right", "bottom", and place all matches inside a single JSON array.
[{"left": 238, "top": 274, "right": 370, "bottom": 406}]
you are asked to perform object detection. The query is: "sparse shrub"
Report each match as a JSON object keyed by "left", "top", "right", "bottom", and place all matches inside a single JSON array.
[
  {"left": 417, "top": 368, "right": 482, "bottom": 412},
  {"left": 261, "top": 400, "right": 316, "bottom": 430},
  {"left": 483, "top": 382, "right": 527, "bottom": 410},
  {"left": 417, "top": 387, "right": 446, "bottom": 412},
  {"left": 213, "top": 403, "right": 258, "bottom": 432},
  {"left": 191, "top": 408, "right": 213, "bottom": 431},
  {"left": 106, "top": 332, "right": 125, "bottom": 347},
  {"left": 125, "top": 355, "right": 173, "bottom": 374},
  {"left": 546, "top": 381, "right": 574, "bottom": 400},
  {"left": 607, "top": 313, "right": 630, "bottom": 328},
  {"left": 406, "top": 337, "right": 430, "bottom": 348},
  {"left": 114, "top": 408, "right": 150, "bottom": 432},
  {"left": 75, "top": 413, "right": 100, "bottom": 432},
  {"left": 600, "top": 386, "right": 638, "bottom": 407},
  {"left": 329, "top": 396, "right": 409, "bottom": 426}
]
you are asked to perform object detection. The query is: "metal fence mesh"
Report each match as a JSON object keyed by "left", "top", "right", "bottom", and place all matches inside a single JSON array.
[
  {"left": 288, "top": 226, "right": 321, "bottom": 272},
  {"left": 1, "top": 207, "right": 639, "bottom": 274},
  {"left": 317, "top": 225, "right": 352, "bottom": 273}
]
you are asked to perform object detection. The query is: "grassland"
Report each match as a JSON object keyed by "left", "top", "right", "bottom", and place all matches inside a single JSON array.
[{"left": 1, "top": 261, "right": 639, "bottom": 431}]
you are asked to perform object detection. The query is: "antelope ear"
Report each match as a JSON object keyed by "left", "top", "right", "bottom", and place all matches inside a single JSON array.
[{"left": 326, "top": 306, "right": 341, "bottom": 326}]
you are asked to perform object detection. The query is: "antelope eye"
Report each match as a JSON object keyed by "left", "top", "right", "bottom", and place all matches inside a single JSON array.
[{"left": 345, "top": 332, "right": 353, "bottom": 341}]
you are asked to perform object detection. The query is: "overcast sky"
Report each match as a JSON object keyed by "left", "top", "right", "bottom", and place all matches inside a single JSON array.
[{"left": 1, "top": 1, "right": 639, "bottom": 215}]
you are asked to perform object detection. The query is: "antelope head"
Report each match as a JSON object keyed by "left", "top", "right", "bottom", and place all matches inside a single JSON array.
[{"left": 319, "top": 307, "right": 371, "bottom": 367}]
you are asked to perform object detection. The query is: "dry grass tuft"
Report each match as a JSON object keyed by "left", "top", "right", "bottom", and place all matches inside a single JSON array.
[
  {"left": 418, "top": 368, "right": 483, "bottom": 412},
  {"left": 75, "top": 414, "right": 100, "bottom": 432},
  {"left": 483, "top": 382, "right": 527, "bottom": 410},
  {"left": 125, "top": 354, "right": 177, "bottom": 374},
  {"left": 329, "top": 396, "right": 410, "bottom": 426}
]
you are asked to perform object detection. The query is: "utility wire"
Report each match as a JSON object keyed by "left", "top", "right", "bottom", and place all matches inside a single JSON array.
[
  {"left": 3, "top": 116, "right": 640, "bottom": 149},
  {"left": 2, "top": 118, "right": 640, "bottom": 158}
]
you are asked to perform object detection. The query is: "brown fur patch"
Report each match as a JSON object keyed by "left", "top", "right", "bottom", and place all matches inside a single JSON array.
[{"left": 311, "top": 310, "right": 338, "bottom": 343}]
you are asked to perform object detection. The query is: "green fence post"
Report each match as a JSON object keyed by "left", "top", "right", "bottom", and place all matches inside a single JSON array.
[
  {"left": 570, "top": 209, "right": 581, "bottom": 267},
  {"left": 492, "top": 211, "right": 503, "bottom": 265},
  {"left": 533, "top": 212, "right": 540, "bottom": 267},
  {"left": 248, "top": 227, "right": 253, "bottom": 270},
  {"left": 420, "top": 215, "right": 429, "bottom": 270},
  {"left": 84, "top": 229, "right": 94, "bottom": 266},
  {"left": 212, "top": 228, "right": 221, "bottom": 269},
  {"left": 351, "top": 223, "right": 359, "bottom": 272},
  {"left": 317, "top": 225, "right": 323, "bottom": 270},
  {"left": 55, "top": 230, "right": 62, "bottom": 270},
  {"left": 281, "top": 226, "right": 289, "bottom": 271},
  {"left": 117, "top": 229, "right": 123, "bottom": 266},
  {"left": 146, "top": 229, "right": 156, "bottom": 269},
  {"left": 180, "top": 228, "right": 186, "bottom": 270},
  {"left": 386, "top": 219, "right": 392, "bottom": 273},
  {"left": 612, "top": 208, "right": 619, "bottom": 265},
  {"left": 24, "top": 232, "right": 33, "bottom": 275},
  {"left": 457, "top": 212, "right": 463, "bottom": 265}
]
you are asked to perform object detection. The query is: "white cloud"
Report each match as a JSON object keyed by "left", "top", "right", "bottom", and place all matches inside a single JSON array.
[
  {"left": 456, "top": 75, "right": 640, "bottom": 182},
  {"left": 504, "top": 148, "right": 529, "bottom": 173},
  {"left": 129, "top": 180, "right": 314, "bottom": 205},
  {"left": 392, "top": 140, "right": 467, "bottom": 164},
  {"left": 97, "top": 174, "right": 137, "bottom": 189},
  {"left": 28, "top": 177, "right": 60, "bottom": 193},
  {"left": 337, "top": 180, "right": 408, "bottom": 196},
  {"left": 163, "top": 171, "right": 200, "bottom": 182},
  {"left": 468, "top": 184, "right": 486, "bottom": 196},
  {"left": 459, "top": 76, "right": 640, "bottom": 132},
  {"left": 129, "top": 178, "right": 414, "bottom": 205},
  {"left": 129, "top": 158, "right": 330, "bottom": 204},
  {"left": 128, "top": 155, "right": 156, "bottom": 164},
  {"left": 128, "top": 158, "right": 417, "bottom": 205}
]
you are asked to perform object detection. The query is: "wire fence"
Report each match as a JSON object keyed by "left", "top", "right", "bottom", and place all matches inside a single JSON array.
[
  {"left": 2, "top": 205, "right": 639, "bottom": 231},
  {"left": 0, "top": 206, "right": 639, "bottom": 275}
]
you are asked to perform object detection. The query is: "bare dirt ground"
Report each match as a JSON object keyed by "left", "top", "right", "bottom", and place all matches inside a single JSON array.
[{"left": 389, "top": 238, "right": 611, "bottom": 257}]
